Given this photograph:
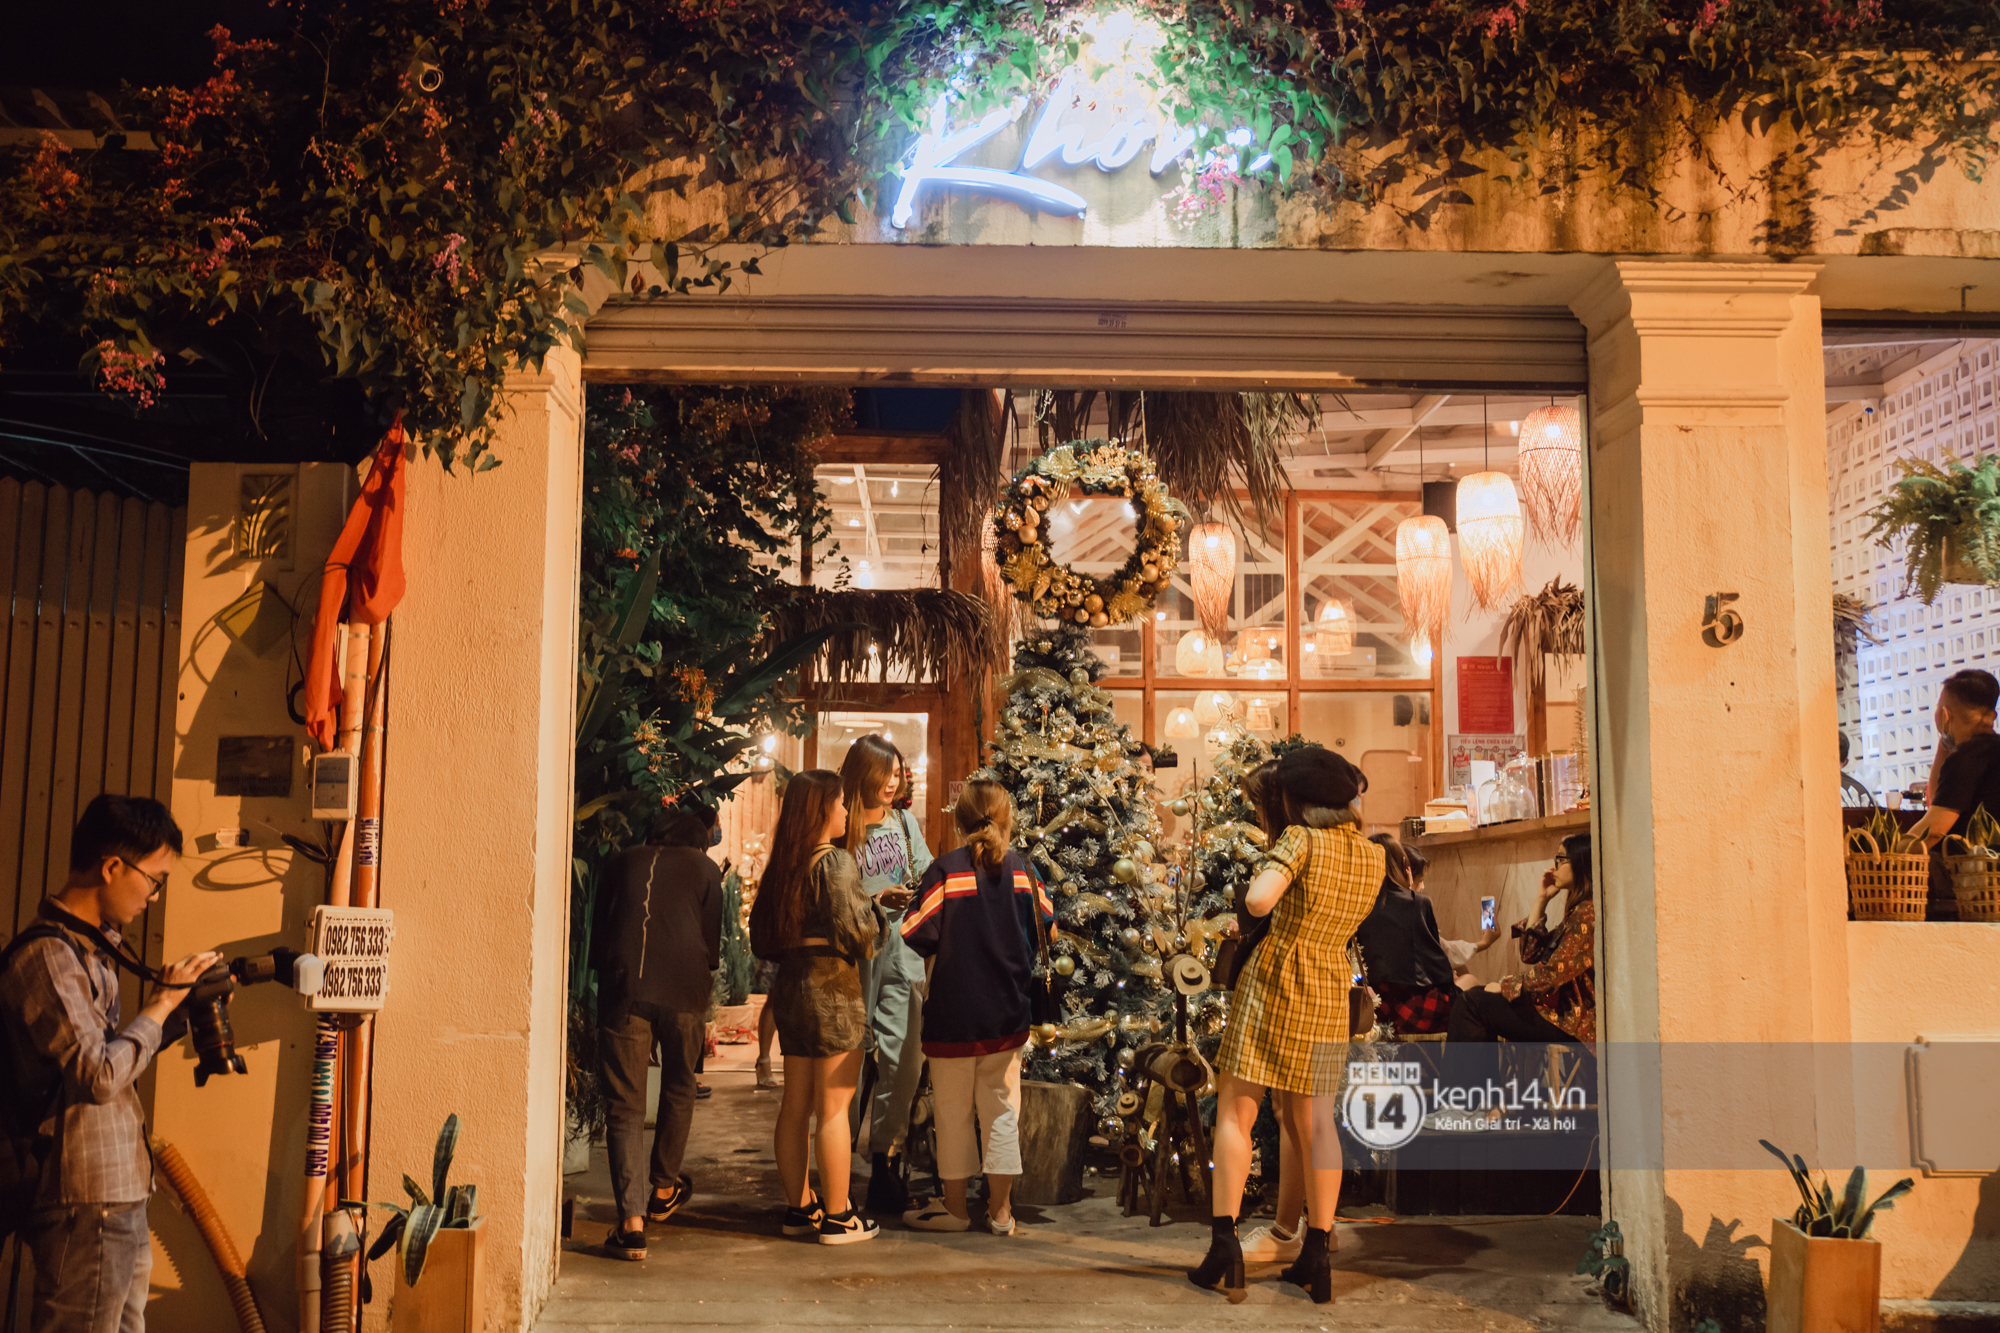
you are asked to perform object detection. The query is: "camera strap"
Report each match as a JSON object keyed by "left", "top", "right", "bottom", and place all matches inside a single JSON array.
[{"left": 36, "top": 903, "right": 163, "bottom": 986}]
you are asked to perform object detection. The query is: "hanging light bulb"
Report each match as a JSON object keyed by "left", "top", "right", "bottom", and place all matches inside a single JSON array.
[
  {"left": 1456, "top": 397, "right": 1523, "bottom": 611},
  {"left": 1411, "top": 633, "right": 1435, "bottom": 671},
  {"left": 1313, "top": 600, "right": 1354, "bottom": 659},
  {"left": 1173, "top": 629, "right": 1223, "bottom": 676},
  {"left": 1517, "top": 403, "right": 1583, "bottom": 548},
  {"left": 1188, "top": 521, "right": 1236, "bottom": 639}
]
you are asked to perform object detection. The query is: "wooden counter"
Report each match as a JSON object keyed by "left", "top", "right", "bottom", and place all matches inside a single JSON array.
[{"left": 1411, "top": 809, "right": 1591, "bottom": 850}]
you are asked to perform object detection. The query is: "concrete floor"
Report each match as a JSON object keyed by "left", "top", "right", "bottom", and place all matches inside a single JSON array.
[{"left": 538, "top": 1028, "right": 1642, "bottom": 1332}]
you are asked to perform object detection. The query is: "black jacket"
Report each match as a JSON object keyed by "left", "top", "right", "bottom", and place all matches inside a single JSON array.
[
  {"left": 1354, "top": 882, "right": 1456, "bottom": 991},
  {"left": 592, "top": 845, "right": 722, "bottom": 1022}
]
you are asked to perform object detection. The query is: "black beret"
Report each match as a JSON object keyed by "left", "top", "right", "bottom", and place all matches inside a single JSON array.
[{"left": 1277, "top": 746, "right": 1365, "bottom": 809}]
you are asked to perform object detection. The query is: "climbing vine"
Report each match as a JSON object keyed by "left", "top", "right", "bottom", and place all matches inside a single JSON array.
[{"left": 2, "top": 0, "right": 1995, "bottom": 468}]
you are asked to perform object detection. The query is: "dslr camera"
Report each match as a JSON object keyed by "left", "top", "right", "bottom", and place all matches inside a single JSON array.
[{"left": 181, "top": 948, "right": 325, "bottom": 1086}]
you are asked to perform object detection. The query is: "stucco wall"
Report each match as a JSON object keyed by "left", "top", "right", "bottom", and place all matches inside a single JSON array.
[{"left": 151, "top": 463, "right": 353, "bottom": 1333}]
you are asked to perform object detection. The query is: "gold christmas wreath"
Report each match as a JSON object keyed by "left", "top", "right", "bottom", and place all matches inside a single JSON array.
[{"left": 993, "top": 440, "right": 1186, "bottom": 626}]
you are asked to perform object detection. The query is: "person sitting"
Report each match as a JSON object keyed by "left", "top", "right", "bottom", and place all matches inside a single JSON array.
[
  {"left": 1357, "top": 835, "right": 1459, "bottom": 1036},
  {"left": 896, "top": 779, "right": 1054, "bottom": 1235},
  {"left": 1838, "top": 731, "right": 1876, "bottom": 808},
  {"left": 1404, "top": 844, "right": 1500, "bottom": 987},
  {"left": 1446, "top": 831, "right": 1596, "bottom": 1045},
  {"left": 1899, "top": 668, "right": 2000, "bottom": 919}
]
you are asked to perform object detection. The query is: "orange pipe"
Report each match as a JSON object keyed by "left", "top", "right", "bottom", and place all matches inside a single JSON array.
[{"left": 152, "top": 1138, "right": 268, "bottom": 1333}]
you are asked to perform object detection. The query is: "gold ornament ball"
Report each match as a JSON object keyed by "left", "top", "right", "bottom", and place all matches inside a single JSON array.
[
  {"left": 1118, "top": 927, "right": 1142, "bottom": 950},
  {"left": 1098, "top": 1116, "right": 1124, "bottom": 1140},
  {"left": 1074, "top": 609, "right": 1091, "bottom": 624},
  {"left": 1116, "top": 1047, "right": 1136, "bottom": 1069},
  {"left": 1135, "top": 840, "right": 1155, "bottom": 863},
  {"left": 1089, "top": 611, "right": 1109, "bottom": 627},
  {"left": 1169, "top": 799, "right": 1190, "bottom": 817},
  {"left": 1111, "top": 857, "right": 1139, "bottom": 883},
  {"left": 1070, "top": 668, "right": 1090, "bottom": 686},
  {"left": 1053, "top": 955, "right": 1075, "bottom": 977},
  {"left": 1085, "top": 593, "right": 1104, "bottom": 612},
  {"left": 1141, "top": 562, "right": 1159, "bottom": 581},
  {"left": 1033, "top": 1022, "right": 1060, "bottom": 1042}
]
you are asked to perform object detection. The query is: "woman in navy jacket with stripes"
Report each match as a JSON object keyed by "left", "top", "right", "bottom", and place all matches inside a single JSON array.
[{"left": 897, "top": 778, "right": 1055, "bottom": 1235}]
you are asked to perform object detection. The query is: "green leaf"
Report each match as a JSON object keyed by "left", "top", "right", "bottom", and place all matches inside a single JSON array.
[
  {"left": 709, "top": 625, "right": 860, "bottom": 718},
  {"left": 404, "top": 1204, "right": 445, "bottom": 1287},
  {"left": 403, "top": 1173, "right": 431, "bottom": 1207},
  {"left": 432, "top": 1113, "right": 461, "bottom": 1204},
  {"left": 367, "top": 1211, "right": 407, "bottom": 1262}
]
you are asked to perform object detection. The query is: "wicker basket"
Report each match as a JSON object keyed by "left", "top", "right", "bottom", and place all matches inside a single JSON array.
[
  {"left": 1942, "top": 835, "right": 2000, "bottom": 923},
  {"left": 1844, "top": 828, "right": 1929, "bottom": 922}
]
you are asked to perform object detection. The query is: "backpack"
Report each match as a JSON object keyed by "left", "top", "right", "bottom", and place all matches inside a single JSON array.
[{"left": 0, "top": 923, "right": 88, "bottom": 1237}]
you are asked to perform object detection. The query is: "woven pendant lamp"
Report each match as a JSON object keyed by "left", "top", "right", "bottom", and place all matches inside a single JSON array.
[
  {"left": 1193, "top": 689, "right": 1231, "bottom": 727},
  {"left": 1164, "top": 707, "right": 1199, "bottom": 740},
  {"left": 1313, "top": 599, "right": 1354, "bottom": 658},
  {"left": 1517, "top": 403, "right": 1583, "bottom": 548},
  {"left": 1188, "top": 521, "right": 1236, "bottom": 639},
  {"left": 1396, "top": 515, "right": 1452, "bottom": 653},
  {"left": 1173, "top": 629, "right": 1224, "bottom": 676},
  {"left": 1456, "top": 399, "right": 1523, "bottom": 611},
  {"left": 1244, "top": 697, "right": 1275, "bottom": 732}
]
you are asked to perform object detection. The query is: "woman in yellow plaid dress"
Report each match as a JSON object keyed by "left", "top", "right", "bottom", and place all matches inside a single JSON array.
[{"left": 1190, "top": 748, "right": 1382, "bottom": 1305}]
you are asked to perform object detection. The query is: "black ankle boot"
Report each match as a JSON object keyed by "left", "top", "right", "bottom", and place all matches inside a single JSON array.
[
  {"left": 1186, "top": 1215, "right": 1246, "bottom": 1302},
  {"left": 1279, "top": 1225, "right": 1335, "bottom": 1304},
  {"left": 865, "top": 1152, "right": 910, "bottom": 1215}
]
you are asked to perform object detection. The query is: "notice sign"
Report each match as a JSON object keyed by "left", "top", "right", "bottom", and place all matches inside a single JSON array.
[
  {"left": 1448, "top": 734, "right": 1529, "bottom": 790},
  {"left": 1457, "top": 656, "right": 1515, "bottom": 734}
]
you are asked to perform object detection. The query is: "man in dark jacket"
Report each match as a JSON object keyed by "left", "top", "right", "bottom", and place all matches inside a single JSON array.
[{"left": 592, "top": 803, "right": 723, "bottom": 1260}]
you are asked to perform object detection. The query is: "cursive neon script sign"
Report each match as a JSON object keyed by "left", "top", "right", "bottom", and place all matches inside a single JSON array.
[{"left": 891, "top": 65, "right": 1216, "bottom": 229}]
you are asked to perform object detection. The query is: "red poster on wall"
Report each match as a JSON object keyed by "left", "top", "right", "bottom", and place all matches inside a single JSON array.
[{"left": 1457, "top": 656, "right": 1515, "bottom": 734}]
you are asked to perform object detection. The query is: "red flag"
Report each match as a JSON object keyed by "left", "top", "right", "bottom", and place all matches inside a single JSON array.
[{"left": 305, "top": 417, "right": 409, "bottom": 750}]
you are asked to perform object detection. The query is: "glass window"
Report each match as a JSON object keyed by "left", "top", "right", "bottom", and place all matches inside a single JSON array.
[
  {"left": 1158, "top": 508, "right": 1286, "bottom": 681},
  {"left": 1297, "top": 498, "right": 1429, "bottom": 681},
  {"left": 811, "top": 464, "right": 940, "bottom": 591}
]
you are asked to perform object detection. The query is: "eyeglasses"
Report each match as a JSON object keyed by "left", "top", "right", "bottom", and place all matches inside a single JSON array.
[
  {"left": 131, "top": 864, "right": 168, "bottom": 897},
  {"left": 1552, "top": 853, "right": 1570, "bottom": 866}
]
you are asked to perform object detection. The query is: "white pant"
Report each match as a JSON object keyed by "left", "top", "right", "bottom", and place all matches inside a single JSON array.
[{"left": 929, "top": 1045, "right": 1025, "bottom": 1180}]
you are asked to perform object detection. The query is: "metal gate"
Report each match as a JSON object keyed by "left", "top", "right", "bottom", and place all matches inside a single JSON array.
[{"left": 1, "top": 479, "right": 185, "bottom": 988}]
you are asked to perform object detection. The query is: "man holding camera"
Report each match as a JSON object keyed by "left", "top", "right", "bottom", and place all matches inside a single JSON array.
[{"left": 1, "top": 795, "right": 219, "bottom": 1333}]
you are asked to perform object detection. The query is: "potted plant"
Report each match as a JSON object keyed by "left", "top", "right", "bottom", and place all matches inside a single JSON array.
[
  {"left": 1862, "top": 456, "right": 2000, "bottom": 604},
  {"left": 351, "top": 1113, "right": 484, "bottom": 1333},
  {"left": 1759, "top": 1140, "right": 1913, "bottom": 1333}
]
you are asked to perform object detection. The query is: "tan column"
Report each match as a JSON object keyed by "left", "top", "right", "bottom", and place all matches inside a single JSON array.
[
  {"left": 1571, "top": 261, "right": 1849, "bottom": 1329},
  {"left": 368, "top": 350, "right": 584, "bottom": 1330}
]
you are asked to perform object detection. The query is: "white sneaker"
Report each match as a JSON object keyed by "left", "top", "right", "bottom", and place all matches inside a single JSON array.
[
  {"left": 818, "top": 1207, "right": 880, "bottom": 1245},
  {"left": 902, "top": 1200, "right": 971, "bottom": 1232},
  {"left": 754, "top": 1057, "right": 778, "bottom": 1090},
  {"left": 1240, "top": 1223, "right": 1303, "bottom": 1262}
]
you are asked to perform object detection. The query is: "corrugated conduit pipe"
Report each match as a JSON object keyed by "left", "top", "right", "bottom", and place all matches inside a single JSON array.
[{"left": 150, "top": 1137, "right": 269, "bottom": 1333}]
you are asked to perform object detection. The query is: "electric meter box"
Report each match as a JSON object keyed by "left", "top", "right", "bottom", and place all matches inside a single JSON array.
[
  {"left": 306, "top": 906, "right": 393, "bottom": 1012},
  {"left": 311, "top": 752, "right": 358, "bottom": 821}
]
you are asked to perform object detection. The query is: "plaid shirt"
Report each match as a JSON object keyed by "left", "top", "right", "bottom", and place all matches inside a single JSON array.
[{"left": 0, "top": 902, "right": 160, "bottom": 1204}]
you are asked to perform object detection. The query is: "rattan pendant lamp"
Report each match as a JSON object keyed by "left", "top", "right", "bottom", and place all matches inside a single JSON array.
[
  {"left": 1396, "top": 425, "right": 1452, "bottom": 656},
  {"left": 1518, "top": 399, "right": 1583, "bottom": 548},
  {"left": 1456, "top": 398, "right": 1523, "bottom": 611}
]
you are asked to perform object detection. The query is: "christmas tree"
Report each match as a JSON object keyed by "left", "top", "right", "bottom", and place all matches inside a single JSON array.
[{"left": 984, "top": 624, "right": 1234, "bottom": 1124}]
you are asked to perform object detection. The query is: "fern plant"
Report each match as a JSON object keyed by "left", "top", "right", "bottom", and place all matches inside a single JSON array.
[
  {"left": 1862, "top": 457, "right": 2000, "bottom": 605},
  {"left": 1759, "top": 1140, "right": 1913, "bottom": 1240}
]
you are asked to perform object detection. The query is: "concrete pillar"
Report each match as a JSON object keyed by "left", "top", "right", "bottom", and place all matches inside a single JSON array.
[
  {"left": 1572, "top": 262, "right": 1849, "bottom": 1330},
  {"left": 367, "top": 350, "right": 585, "bottom": 1330}
]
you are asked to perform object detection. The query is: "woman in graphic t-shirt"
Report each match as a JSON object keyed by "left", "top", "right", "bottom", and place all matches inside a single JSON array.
[{"left": 838, "top": 735, "right": 934, "bottom": 1213}]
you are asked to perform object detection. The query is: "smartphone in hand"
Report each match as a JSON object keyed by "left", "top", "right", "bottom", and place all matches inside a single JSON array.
[{"left": 1480, "top": 896, "right": 1497, "bottom": 932}]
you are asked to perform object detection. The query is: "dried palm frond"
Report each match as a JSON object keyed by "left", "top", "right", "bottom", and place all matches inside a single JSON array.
[
  {"left": 941, "top": 389, "right": 1012, "bottom": 666},
  {"left": 1498, "top": 577, "right": 1586, "bottom": 700},
  {"left": 1140, "top": 391, "right": 1301, "bottom": 530},
  {"left": 1833, "top": 593, "right": 1881, "bottom": 660},
  {"left": 764, "top": 589, "right": 996, "bottom": 688},
  {"left": 1036, "top": 390, "right": 1097, "bottom": 451}
]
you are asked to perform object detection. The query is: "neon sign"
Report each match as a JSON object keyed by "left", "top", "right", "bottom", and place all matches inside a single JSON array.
[{"left": 890, "top": 14, "right": 1264, "bottom": 230}]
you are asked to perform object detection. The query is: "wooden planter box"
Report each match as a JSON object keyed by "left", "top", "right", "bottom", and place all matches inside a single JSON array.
[
  {"left": 1013, "top": 1080, "right": 1090, "bottom": 1205},
  {"left": 392, "top": 1219, "right": 484, "bottom": 1333},
  {"left": 1766, "top": 1217, "right": 1880, "bottom": 1333}
]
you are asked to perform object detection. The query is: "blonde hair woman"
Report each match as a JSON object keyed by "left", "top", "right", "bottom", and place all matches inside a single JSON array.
[
  {"left": 837, "top": 735, "right": 934, "bottom": 1213},
  {"left": 749, "top": 770, "right": 881, "bottom": 1244},
  {"left": 897, "top": 779, "right": 1054, "bottom": 1235},
  {"left": 1191, "top": 747, "right": 1381, "bottom": 1303}
]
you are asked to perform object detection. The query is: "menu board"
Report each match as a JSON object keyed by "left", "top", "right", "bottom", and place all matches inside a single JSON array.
[
  {"left": 1447, "top": 734, "right": 1529, "bottom": 790},
  {"left": 1457, "top": 655, "right": 1515, "bottom": 734}
]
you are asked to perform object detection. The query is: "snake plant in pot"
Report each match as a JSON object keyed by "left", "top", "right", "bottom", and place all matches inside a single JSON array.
[
  {"left": 1759, "top": 1139, "right": 1914, "bottom": 1333},
  {"left": 1863, "top": 456, "right": 2000, "bottom": 604},
  {"left": 351, "top": 1113, "right": 483, "bottom": 1332}
]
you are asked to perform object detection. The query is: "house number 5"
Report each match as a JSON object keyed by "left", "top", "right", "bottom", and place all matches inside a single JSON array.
[{"left": 1702, "top": 593, "right": 1745, "bottom": 647}]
